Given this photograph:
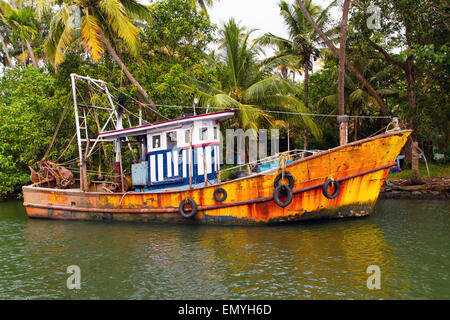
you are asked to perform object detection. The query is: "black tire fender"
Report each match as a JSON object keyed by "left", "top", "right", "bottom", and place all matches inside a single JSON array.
[
  {"left": 273, "top": 184, "right": 293, "bottom": 208},
  {"left": 213, "top": 188, "right": 227, "bottom": 202},
  {"left": 179, "top": 197, "right": 198, "bottom": 219},
  {"left": 274, "top": 171, "right": 295, "bottom": 189},
  {"left": 322, "top": 179, "right": 340, "bottom": 199}
]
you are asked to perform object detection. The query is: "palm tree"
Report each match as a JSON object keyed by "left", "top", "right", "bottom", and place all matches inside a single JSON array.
[
  {"left": 36, "top": 0, "right": 155, "bottom": 106},
  {"left": 294, "top": 0, "right": 389, "bottom": 116},
  {"left": 258, "top": 0, "right": 335, "bottom": 149},
  {"left": 260, "top": 1, "right": 335, "bottom": 106},
  {"left": 191, "top": 19, "right": 321, "bottom": 139},
  {"left": 0, "top": 1, "right": 38, "bottom": 68},
  {"left": 317, "top": 57, "right": 398, "bottom": 141},
  {"left": 196, "top": 0, "right": 218, "bottom": 16}
]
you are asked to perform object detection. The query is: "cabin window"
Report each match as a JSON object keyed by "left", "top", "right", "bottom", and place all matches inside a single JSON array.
[
  {"left": 184, "top": 129, "right": 190, "bottom": 144},
  {"left": 166, "top": 131, "right": 177, "bottom": 149},
  {"left": 214, "top": 126, "right": 218, "bottom": 140},
  {"left": 200, "top": 127, "right": 208, "bottom": 141},
  {"left": 152, "top": 135, "right": 161, "bottom": 149}
]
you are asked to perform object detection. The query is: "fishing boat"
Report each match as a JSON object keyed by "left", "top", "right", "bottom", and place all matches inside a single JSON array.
[{"left": 22, "top": 74, "right": 411, "bottom": 224}]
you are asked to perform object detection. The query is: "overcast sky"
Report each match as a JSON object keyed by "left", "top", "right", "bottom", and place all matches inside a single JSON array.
[
  {"left": 142, "top": 0, "right": 341, "bottom": 59},
  {"left": 209, "top": 0, "right": 340, "bottom": 39},
  {"left": 143, "top": 0, "right": 340, "bottom": 41},
  {"left": 208, "top": 0, "right": 340, "bottom": 59}
]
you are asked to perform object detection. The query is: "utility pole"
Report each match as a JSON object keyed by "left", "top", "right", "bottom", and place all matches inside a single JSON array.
[
  {"left": 193, "top": 98, "right": 198, "bottom": 116},
  {"left": 338, "top": 0, "right": 351, "bottom": 146}
]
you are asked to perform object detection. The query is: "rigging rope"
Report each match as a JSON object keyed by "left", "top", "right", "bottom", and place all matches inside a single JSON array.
[
  {"left": 107, "top": 82, "right": 389, "bottom": 119},
  {"left": 104, "top": 82, "right": 393, "bottom": 120},
  {"left": 53, "top": 75, "right": 396, "bottom": 180},
  {"left": 108, "top": 83, "right": 386, "bottom": 120}
]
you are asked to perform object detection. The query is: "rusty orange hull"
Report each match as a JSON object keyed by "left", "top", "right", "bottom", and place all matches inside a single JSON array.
[{"left": 22, "top": 130, "right": 411, "bottom": 224}]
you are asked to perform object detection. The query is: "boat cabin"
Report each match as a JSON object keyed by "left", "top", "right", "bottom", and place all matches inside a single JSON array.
[{"left": 99, "top": 110, "right": 235, "bottom": 191}]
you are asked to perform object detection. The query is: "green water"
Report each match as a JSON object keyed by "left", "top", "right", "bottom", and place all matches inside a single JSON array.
[{"left": 0, "top": 199, "right": 448, "bottom": 299}]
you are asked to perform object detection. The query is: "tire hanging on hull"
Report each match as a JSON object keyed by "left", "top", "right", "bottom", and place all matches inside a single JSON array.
[
  {"left": 273, "top": 184, "right": 293, "bottom": 208},
  {"left": 322, "top": 179, "right": 340, "bottom": 199},
  {"left": 179, "top": 197, "right": 198, "bottom": 219}
]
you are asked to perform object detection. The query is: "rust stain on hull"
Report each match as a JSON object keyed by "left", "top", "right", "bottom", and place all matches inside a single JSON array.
[{"left": 22, "top": 130, "right": 411, "bottom": 224}]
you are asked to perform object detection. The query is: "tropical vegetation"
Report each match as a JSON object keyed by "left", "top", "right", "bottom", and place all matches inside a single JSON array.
[{"left": 0, "top": 0, "right": 448, "bottom": 198}]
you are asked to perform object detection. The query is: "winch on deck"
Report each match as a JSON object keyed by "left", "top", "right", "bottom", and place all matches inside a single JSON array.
[{"left": 99, "top": 110, "right": 235, "bottom": 191}]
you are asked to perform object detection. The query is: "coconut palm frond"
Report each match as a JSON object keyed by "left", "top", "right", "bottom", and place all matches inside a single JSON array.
[
  {"left": 316, "top": 0, "right": 338, "bottom": 26},
  {"left": 367, "top": 95, "right": 380, "bottom": 108},
  {"left": 99, "top": 0, "right": 139, "bottom": 55},
  {"left": 196, "top": 0, "right": 217, "bottom": 15},
  {"left": 318, "top": 94, "right": 338, "bottom": 108},
  {"left": 377, "top": 88, "right": 399, "bottom": 97},
  {"left": 260, "top": 54, "right": 299, "bottom": 74},
  {"left": 349, "top": 88, "right": 364, "bottom": 103},
  {"left": 256, "top": 33, "right": 292, "bottom": 49},
  {"left": 120, "top": 0, "right": 152, "bottom": 22},
  {"left": 243, "top": 76, "right": 300, "bottom": 102},
  {"left": 344, "top": 72, "right": 357, "bottom": 90},
  {"left": 5, "top": 7, "right": 37, "bottom": 40},
  {"left": 198, "top": 92, "right": 240, "bottom": 109},
  {"left": 185, "top": 78, "right": 223, "bottom": 96},
  {"left": 81, "top": 8, "right": 103, "bottom": 62},
  {"left": 279, "top": 1, "right": 301, "bottom": 38},
  {"left": 34, "top": 0, "right": 58, "bottom": 18},
  {"left": 235, "top": 104, "right": 274, "bottom": 131},
  {"left": 0, "top": 0, "right": 13, "bottom": 21},
  {"left": 52, "top": 6, "right": 74, "bottom": 66},
  {"left": 44, "top": 6, "right": 69, "bottom": 66},
  {"left": 257, "top": 94, "right": 322, "bottom": 139}
]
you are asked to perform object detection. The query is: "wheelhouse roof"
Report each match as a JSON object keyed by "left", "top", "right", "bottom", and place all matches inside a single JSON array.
[{"left": 99, "top": 110, "right": 235, "bottom": 139}]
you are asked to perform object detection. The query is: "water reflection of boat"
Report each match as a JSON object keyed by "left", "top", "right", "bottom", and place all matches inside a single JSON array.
[{"left": 22, "top": 74, "right": 411, "bottom": 224}]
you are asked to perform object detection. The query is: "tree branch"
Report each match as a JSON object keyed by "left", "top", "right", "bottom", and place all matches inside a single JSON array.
[
  {"left": 366, "top": 38, "right": 406, "bottom": 69},
  {"left": 295, "top": 0, "right": 390, "bottom": 115}
]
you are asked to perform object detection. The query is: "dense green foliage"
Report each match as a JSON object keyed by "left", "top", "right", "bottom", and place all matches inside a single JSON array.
[
  {"left": 0, "top": 67, "right": 65, "bottom": 197},
  {"left": 0, "top": 0, "right": 448, "bottom": 198}
]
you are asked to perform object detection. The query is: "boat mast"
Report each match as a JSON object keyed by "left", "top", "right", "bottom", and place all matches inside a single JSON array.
[
  {"left": 71, "top": 73, "right": 88, "bottom": 191},
  {"left": 70, "top": 73, "right": 121, "bottom": 192}
]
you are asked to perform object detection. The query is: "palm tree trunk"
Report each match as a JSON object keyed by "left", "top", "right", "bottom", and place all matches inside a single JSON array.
[
  {"left": 404, "top": 23, "right": 421, "bottom": 183},
  {"left": 20, "top": 41, "right": 26, "bottom": 66},
  {"left": 411, "top": 141, "right": 422, "bottom": 184},
  {"left": 303, "top": 61, "right": 309, "bottom": 150},
  {"left": 303, "top": 61, "right": 309, "bottom": 109},
  {"left": 25, "top": 40, "right": 38, "bottom": 69},
  {"left": 0, "top": 33, "right": 13, "bottom": 68},
  {"left": 303, "top": 129, "right": 308, "bottom": 151},
  {"left": 295, "top": 0, "right": 390, "bottom": 116},
  {"left": 338, "top": 0, "right": 350, "bottom": 146},
  {"left": 99, "top": 31, "right": 157, "bottom": 109}
]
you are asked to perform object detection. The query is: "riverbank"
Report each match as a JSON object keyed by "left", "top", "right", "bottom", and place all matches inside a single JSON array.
[{"left": 380, "top": 177, "right": 450, "bottom": 200}]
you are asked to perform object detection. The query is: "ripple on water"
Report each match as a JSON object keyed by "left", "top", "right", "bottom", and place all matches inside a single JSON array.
[{"left": 0, "top": 199, "right": 449, "bottom": 299}]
